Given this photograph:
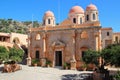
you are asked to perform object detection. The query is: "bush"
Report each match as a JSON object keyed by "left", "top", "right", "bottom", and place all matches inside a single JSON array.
[
  {"left": 114, "top": 71, "right": 120, "bottom": 80},
  {"left": 32, "top": 59, "right": 39, "bottom": 64},
  {"left": 9, "top": 47, "right": 24, "bottom": 62},
  {"left": 4, "top": 60, "right": 16, "bottom": 64},
  {"left": 0, "top": 46, "right": 9, "bottom": 61},
  {"left": 46, "top": 59, "right": 52, "bottom": 65},
  {"left": 0, "top": 46, "right": 24, "bottom": 64}
]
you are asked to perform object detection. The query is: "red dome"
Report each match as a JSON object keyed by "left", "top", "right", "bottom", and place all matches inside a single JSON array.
[
  {"left": 44, "top": 10, "right": 54, "bottom": 17},
  {"left": 86, "top": 4, "right": 97, "bottom": 11},
  {"left": 69, "top": 6, "right": 84, "bottom": 14}
]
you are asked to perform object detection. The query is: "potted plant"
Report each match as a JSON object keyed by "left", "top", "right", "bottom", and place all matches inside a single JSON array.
[
  {"left": 46, "top": 60, "right": 52, "bottom": 67},
  {"left": 3, "top": 61, "right": 12, "bottom": 73},
  {"left": 82, "top": 63, "right": 88, "bottom": 71},
  {"left": 32, "top": 59, "right": 39, "bottom": 67},
  {"left": 63, "top": 62, "right": 70, "bottom": 69}
]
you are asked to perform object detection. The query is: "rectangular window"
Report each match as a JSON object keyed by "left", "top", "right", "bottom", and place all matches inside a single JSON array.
[
  {"left": 82, "top": 51, "right": 85, "bottom": 58},
  {"left": 86, "top": 15, "right": 89, "bottom": 21},
  {"left": 35, "top": 50, "right": 40, "bottom": 59},
  {"left": 107, "top": 32, "right": 109, "bottom": 36},
  {"left": 93, "top": 14, "right": 96, "bottom": 20},
  {"left": 48, "top": 19, "right": 51, "bottom": 24},
  {"left": 80, "top": 18, "right": 82, "bottom": 24},
  {"left": 115, "top": 36, "right": 118, "bottom": 43}
]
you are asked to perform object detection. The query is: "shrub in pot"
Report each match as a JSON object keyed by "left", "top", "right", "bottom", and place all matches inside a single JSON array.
[
  {"left": 63, "top": 62, "right": 70, "bottom": 69},
  {"left": 32, "top": 59, "right": 39, "bottom": 66},
  {"left": 46, "top": 60, "right": 52, "bottom": 67}
]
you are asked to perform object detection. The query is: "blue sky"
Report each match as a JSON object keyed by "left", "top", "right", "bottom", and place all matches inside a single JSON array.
[{"left": 0, "top": 0, "right": 120, "bottom": 32}]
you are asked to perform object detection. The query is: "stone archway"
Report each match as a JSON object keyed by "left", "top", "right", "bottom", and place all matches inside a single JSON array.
[{"left": 13, "top": 37, "right": 20, "bottom": 44}]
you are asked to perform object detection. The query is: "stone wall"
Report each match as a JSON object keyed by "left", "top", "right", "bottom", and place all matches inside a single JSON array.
[
  {"left": 29, "top": 26, "right": 101, "bottom": 68},
  {"left": 101, "top": 28, "right": 113, "bottom": 48}
]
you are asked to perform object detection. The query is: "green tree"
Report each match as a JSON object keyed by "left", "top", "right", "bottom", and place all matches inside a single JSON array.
[
  {"left": 9, "top": 47, "right": 24, "bottom": 62},
  {"left": 83, "top": 49, "right": 100, "bottom": 66},
  {"left": 101, "top": 44, "right": 120, "bottom": 67},
  {"left": 0, "top": 46, "right": 9, "bottom": 61}
]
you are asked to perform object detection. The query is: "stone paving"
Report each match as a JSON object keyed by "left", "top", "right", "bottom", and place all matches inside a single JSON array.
[{"left": 0, "top": 64, "right": 93, "bottom": 80}]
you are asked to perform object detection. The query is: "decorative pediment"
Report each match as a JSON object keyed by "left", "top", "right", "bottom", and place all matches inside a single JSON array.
[{"left": 52, "top": 40, "right": 65, "bottom": 48}]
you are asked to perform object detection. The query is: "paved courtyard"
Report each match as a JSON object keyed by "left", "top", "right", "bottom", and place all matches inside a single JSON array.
[{"left": 0, "top": 64, "right": 93, "bottom": 80}]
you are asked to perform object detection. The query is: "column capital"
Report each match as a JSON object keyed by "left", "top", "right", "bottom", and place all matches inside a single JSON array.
[
  {"left": 42, "top": 34, "right": 48, "bottom": 39},
  {"left": 94, "top": 32, "right": 99, "bottom": 37}
]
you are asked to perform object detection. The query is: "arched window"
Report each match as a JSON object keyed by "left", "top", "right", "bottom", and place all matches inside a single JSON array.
[
  {"left": 80, "top": 18, "right": 82, "bottom": 24},
  {"left": 86, "top": 15, "right": 89, "bottom": 21},
  {"left": 81, "top": 31, "right": 88, "bottom": 39},
  {"left": 35, "top": 50, "right": 40, "bottom": 59},
  {"left": 13, "top": 37, "right": 20, "bottom": 44},
  {"left": 48, "top": 19, "right": 51, "bottom": 24},
  {"left": 115, "top": 36, "right": 118, "bottom": 43},
  {"left": 93, "top": 13, "right": 96, "bottom": 20},
  {"left": 73, "top": 18, "right": 76, "bottom": 23},
  {"left": 36, "top": 34, "right": 41, "bottom": 40}
]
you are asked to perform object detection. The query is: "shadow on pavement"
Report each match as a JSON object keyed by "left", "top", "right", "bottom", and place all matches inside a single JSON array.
[{"left": 61, "top": 73, "right": 93, "bottom": 80}]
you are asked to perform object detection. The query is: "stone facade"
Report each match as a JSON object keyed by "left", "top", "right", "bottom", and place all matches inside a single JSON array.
[
  {"left": 28, "top": 23, "right": 101, "bottom": 68},
  {"left": 101, "top": 28, "right": 113, "bottom": 48},
  {"left": 10, "top": 33, "right": 28, "bottom": 46},
  {"left": 0, "top": 32, "right": 28, "bottom": 48},
  {"left": 113, "top": 32, "right": 120, "bottom": 44},
  {"left": 28, "top": 4, "right": 119, "bottom": 69},
  {"left": 28, "top": 4, "right": 103, "bottom": 69}
]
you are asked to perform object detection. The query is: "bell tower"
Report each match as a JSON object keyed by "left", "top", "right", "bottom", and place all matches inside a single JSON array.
[
  {"left": 43, "top": 10, "right": 55, "bottom": 26},
  {"left": 85, "top": 4, "right": 99, "bottom": 22}
]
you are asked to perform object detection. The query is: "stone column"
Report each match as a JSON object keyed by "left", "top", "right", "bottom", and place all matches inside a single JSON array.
[
  {"left": 70, "top": 55, "right": 76, "bottom": 70},
  {"left": 41, "top": 33, "right": 47, "bottom": 67},
  {"left": 95, "top": 34, "right": 99, "bottom": 51},
  {"left": 26, "top": 57, "right": 31, "bottom": 66},
  {"left": 70, "top": 33, "right": 76, "bottom": 70},
  {"left": 43, "top": 34, "right": 46, "bottom": 57},
  {"left": 96, "top": 36, "right": 98, "bottom": 51},
  {"left": 98, "top": 30, "right": 102, "bottom": 50}
]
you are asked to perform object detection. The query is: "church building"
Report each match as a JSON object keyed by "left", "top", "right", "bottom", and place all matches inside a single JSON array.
[{"left": 27, "top": 4, "right": 113, "bottom": 69}]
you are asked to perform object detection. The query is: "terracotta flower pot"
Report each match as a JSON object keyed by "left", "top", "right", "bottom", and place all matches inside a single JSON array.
[{"left": 34, "top": 63, "right": 37, "bottom": 67}]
